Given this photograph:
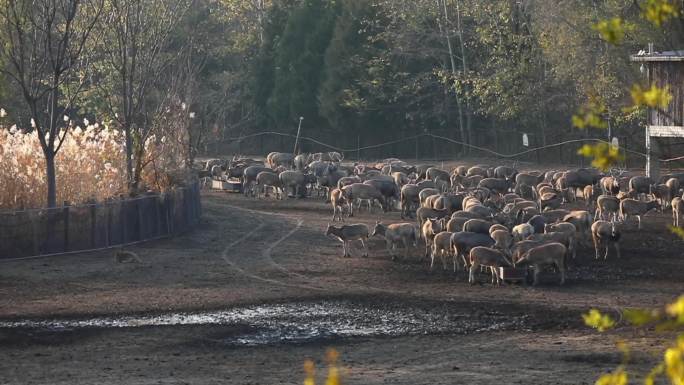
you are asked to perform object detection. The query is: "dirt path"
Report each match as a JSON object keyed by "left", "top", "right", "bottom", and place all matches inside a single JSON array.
[{"left": 1, "top": 191, "right": 683, "bottom": 384}]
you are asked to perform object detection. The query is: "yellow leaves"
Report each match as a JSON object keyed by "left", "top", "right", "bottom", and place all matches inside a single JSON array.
[
  {"left": 642, "top": 0, "right": 680, "bottom": 27},
  {"left": 631, "top": 84, "right": 673, "bottom": 109},
  {"left": 583, "top": 309, "right": 616, "bottom": 332},
  {"left": 304, "top": 349, "right": 343, "bottom": 385},
  {"left": 595, "top": 368, "right": 628, "bottom": 385},
  {"left": 670, "top": 226, "right": 684, "bottom": 241},
  {"left": 572, "top": 98, "right": 608, "bottom": 130},
  {"left": 592, "top": 341, "right": 630, "bottom": 385},
  {"left": 667, "top": 296, "right": 684, "bottom": 323},
  {"left": 645, "top": 363, "right": 665, "bottom": 385},
  {"left": 665, "top": 336, "right": 684, "bottom": 385},
  {"left": 326, "top": 348, "right": 339, "bottom": 363},
  {"left": 622, "top": 308, "right": 662, "bottom": 326},
  {"left": 577, "top": 143, "right": 625, "bottom": 171},
  {"left": 586, "top": 298, "right": 684, "bottom": 385},
  {"left": 325, "top": 348, "right": 340, "bottom": 385},
  {"left": 304, "top": 360, "right": 315, "bottom": 385},
  {"left": 592, "top": 18, "right": 633, "bottom": 44},
  {"left": 325, "top": 366, "right": 340, "bottom": 385},
  {"left": 616, "top": 340, "right": 630, "bottom": 358}
]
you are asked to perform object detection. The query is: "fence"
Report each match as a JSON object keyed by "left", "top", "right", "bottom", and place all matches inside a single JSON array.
[
  {"left": 208, "top": 129, "right": 684, "bottom": 171},
  {"left": 0, "top": 182, "right": 201, "bottom": 260}
]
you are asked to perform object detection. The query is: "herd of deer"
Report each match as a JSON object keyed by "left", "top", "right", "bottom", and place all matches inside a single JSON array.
[{"left": 201, "top": 152, "right": 683, "bottom": 286}]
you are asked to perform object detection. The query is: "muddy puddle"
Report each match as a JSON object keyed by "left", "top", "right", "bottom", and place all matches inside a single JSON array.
[{"left": 0, "top": 300, "right": 529, "bottom": 346}]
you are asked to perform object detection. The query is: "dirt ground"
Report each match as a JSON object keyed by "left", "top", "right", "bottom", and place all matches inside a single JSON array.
[{"left": 1, "top": 176, "right": 684, "bottom": 384}]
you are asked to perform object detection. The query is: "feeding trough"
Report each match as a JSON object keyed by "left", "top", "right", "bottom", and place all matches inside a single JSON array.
[
  {"left": 212, "top": 178, "right": 243, "bottom": 193},
  {"left": 497, "top": 267, "right": 528, "bottom": 284}
]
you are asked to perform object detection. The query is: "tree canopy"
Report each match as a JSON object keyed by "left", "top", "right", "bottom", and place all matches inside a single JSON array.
[{"left": 1, "top": 0, "right": 682, "bottom": 166}]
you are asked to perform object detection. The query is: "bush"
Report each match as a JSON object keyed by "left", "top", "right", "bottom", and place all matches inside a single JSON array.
[{"left": 0, "top": 118, "right": 190, "bottom": 210}]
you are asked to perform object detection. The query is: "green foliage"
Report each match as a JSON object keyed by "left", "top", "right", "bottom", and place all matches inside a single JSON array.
[
  {"left": 641, "top": 0, "right": 680, "bottom": 26},
  {"left": 467, "top": 1, "right": 548, "bottom": 124},
  {"left": 592, "top": 18, "right": 634, "bottom": 44},
  {"left": 1, "top": 0, "right": 682, "bottom": 165},
  {"left": 566, "top": 0, "right": 681, "bottom": 169},
  {"left": 319, "top": 0, "right": 375, "bottom": 128},
  {"left": 318, "top": 0, "right": 393, "bottom": 145},
  {"left": 572, "top": 98, "right": 609, "bottom": 130},
  {"left": 267, "top": 0, "right": 339, "bottom": 126},
  {"left": 253, "top": 0, "right": 300, "bottom": 129}
]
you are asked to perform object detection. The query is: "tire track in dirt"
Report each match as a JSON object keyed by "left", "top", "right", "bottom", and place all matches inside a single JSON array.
[
  {"left": 215, "top": 201, "right": 329, "bottom": 292},
  {"left": 214, "top": 200, "right": 395, "bottom": 295}
]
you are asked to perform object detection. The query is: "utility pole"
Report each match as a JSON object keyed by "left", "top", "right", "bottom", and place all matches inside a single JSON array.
[{"left": 293, "top": 116, "right": 303, "bottom": 154}]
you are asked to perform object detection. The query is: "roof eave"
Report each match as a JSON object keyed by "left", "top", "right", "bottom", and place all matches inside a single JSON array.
[{"left": 631, "top": 55, "right": 684, "bottom": 62}]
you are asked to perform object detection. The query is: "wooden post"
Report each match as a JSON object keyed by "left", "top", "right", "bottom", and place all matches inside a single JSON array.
[
  {"left": 31, "top": 211, "right": 40, "bottom": 256},
  {"left": 105, "top": 200, "right": 112, "bottom": 247},
  {"left": 155, "top": 194, "right": 162, "bottom": 236},
  {"left": 137, "top": 197, "right": 145, "bottom": 241},
  {"left": 646, "top": 126, "right": 652, "bottom": 178},
  {"left": 646, "top": 126, "right": 661, "bottom": 180},
  {"left": 169, "top": 190, "right": 176, "bottom": 235},
  {"left": 293, "top": 116, "right": 303, "bottom": 154},
  {"left": 63, "top": 201, "right": 70, "bottom": 252},
  {"left": 90, "top": 202, "right": 97, "bottom": 248},
  {"left": 195, "top": 182, "right": 201, "bottom": 220},
  {"left": 357, "top": 135, "right": 360, "bottom": 161},
  {"left": 120, "top": 195, "right": 127, "bottom": 245},
  {"left": 431, "top": 131, "right": 436, "bottom": 159},
  {"left": 623, "top": 136, "right": 629, "bottom": 169},
  {"left": 164, "top": 193, "right": 172, "bottom": 236},
  {"left": 415, "top": 135, "right": 419, "bottom": 161}
]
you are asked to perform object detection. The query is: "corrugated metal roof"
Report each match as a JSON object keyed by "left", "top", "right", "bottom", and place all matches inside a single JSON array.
[{"left": 631, "top": 50, "right": 684, "bottom": 62}]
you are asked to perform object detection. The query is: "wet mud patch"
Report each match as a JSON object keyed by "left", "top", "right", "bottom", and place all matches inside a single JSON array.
[{"left": 0, "top": 299, "right": 534, "bottom": 346}]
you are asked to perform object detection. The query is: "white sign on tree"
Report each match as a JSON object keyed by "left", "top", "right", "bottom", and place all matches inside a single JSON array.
[{"left": 522, "top": 133, "right": 529, "bottom": 147}]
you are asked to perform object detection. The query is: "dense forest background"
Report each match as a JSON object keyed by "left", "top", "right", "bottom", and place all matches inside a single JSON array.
[{"left": 1, "top": 0, "right": 683, "bottom": 161}]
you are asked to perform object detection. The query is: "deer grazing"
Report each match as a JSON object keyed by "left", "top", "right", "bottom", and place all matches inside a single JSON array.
[
  {"left": 371, "top": 221, "right": 419, "bottom": 261},
  {"left": 468, "top": 246, "right": 512, "bottom": 286},
  {"left": 515, "top": 242, "right": 567, "bottom": 286},
  {"left": 325, "top": 223, "right": 370, "bottom": 258},
  {"left": 619, "top": 198, "right": 660, "bottom": 229}
]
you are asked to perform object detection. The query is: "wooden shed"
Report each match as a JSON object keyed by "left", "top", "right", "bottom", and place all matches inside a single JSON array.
[{"left": 630, "top": 49, "right": 684, "bottom": 179}]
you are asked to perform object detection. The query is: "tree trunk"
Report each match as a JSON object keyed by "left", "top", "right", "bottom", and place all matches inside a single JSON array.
[
  {"left": 453, "top": 0, "right": 472, "bottom": 155},
  {"left": 437, "top": 0, "right": 466, "bottom": 157},
  {"left": 45, "top": 151, "right": 57, "bottom": 208},
  {"left": 125, "top": 125, "right": 134, "bottom": 191},
  {"left": 46, "top": 84, "right": 60, "bottom": 208},
  {"left": 132, "top": 142, "right": 146, "bottom": 193}
]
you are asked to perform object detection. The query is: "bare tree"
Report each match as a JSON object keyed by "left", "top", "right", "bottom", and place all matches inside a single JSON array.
[
  {"left": 93, "top": 0, "right": 191, "bottom": 193},
  {"left": 0, "top": 0, "right": 102, "bottom": 208},
  {"left": 436, "top": 0, "right": 472, "bottom": 155}
]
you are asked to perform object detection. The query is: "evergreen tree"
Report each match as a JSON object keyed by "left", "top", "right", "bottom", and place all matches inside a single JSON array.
[
  {"left": 319, "top": 0, "right": 374, "bottom": 129},
  {"left": 253, "top": 0, "right": 299, "bottom": 129},
  {"left": 267, "top": 0, "right": 338, "bottom": 129}
]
